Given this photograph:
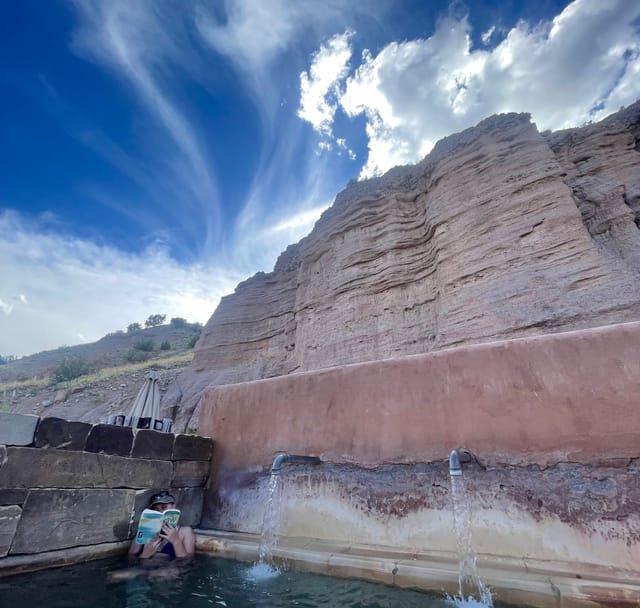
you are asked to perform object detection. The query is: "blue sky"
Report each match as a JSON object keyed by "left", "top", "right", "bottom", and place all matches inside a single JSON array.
[{"left": 1, "top": 0, "right": 639, "bottom": 357}]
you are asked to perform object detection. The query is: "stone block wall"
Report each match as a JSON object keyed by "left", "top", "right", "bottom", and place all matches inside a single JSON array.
[{"left": 0, "top": 413, "right": 213, "bottom": 568}]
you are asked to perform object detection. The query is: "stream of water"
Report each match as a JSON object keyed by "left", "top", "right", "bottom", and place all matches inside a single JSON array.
[
  {"left": 450, "top": 473, "right": 493, "bottom": 607},
  {"left": 254, "top": 464, "right": 494, "bottom": 606},
  {"left": 257, "top": 473, "right": 282, "bottom": 566}
]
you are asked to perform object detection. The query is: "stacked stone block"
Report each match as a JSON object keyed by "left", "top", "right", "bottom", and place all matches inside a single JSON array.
[{"left": 0, "top": 413, "right": 213, "bottom": 565}]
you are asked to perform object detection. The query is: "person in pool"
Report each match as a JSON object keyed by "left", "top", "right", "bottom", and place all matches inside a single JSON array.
[{"left": 129, "top": 490, "right": 196, "bottom": 560}]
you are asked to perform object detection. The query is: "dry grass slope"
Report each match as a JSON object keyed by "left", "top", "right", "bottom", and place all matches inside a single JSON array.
[{"left": 0, "top": 324, "right": 201, "bottom": 422}]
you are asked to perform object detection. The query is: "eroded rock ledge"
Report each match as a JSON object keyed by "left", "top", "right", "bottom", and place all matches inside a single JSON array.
[{"left": 168, "top": 101, "right": 640, "bottom": 431}]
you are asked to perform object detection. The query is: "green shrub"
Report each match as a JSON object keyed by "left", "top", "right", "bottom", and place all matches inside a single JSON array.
[
  {"left": 144, "top": 314, "right": 166, "bottom": 328},
  {"left": 54, "top": 357, "right": 93, "bottom": 382},
  {"left": 133, "top": 338, "right": 155, "bottom": 352},
  {"left": 187, "top": 334, "right": 200, "bottom": 349},
  {"left": 169, "top": 317, "right": 188, "bottom": 328},
  {"left": 160, "top": 340, "right": 171, "bottom": 351},
  {"left": 127, "top": 322, "right": 142, "bottom": 333},
  {"left": 126, "top": 349, "right": 152, "bottom": 363}
]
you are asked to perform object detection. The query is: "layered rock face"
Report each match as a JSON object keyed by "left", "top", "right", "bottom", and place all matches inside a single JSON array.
[{"left": 169, "top": 101, "right": 640, "bottom": 431}]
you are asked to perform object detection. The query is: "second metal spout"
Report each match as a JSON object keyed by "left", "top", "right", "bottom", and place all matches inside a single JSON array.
[
  {"left": 449, "top": 448, "right": 479, "bottom": 476},
  {"left": 449, "top": 449, "right": 463, "bottom": 476},
  {"left": 271, "top": 453, "right": 322, "bottom": 475}
]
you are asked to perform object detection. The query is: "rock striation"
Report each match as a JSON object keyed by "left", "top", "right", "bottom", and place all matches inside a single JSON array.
[{"left": 168, "top": 101, "right": 640, "bottom": 431}]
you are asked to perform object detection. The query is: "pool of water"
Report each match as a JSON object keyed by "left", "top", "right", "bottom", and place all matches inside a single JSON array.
[{"left": 0, "top": 555, "right": 528, "bottom": 607}]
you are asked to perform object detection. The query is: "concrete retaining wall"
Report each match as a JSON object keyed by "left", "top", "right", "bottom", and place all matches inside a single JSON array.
[
  {"left": 199, "top": 321, "right": 640, "bottom": 470},
  {"left": 197, "top": 322, "right": 640, "bottom": 604},
  {"left": 0, "top": 414, "right": 213, "bottom": 574}
]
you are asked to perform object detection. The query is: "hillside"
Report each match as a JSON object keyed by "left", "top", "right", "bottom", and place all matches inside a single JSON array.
[
  {"left": 0, "top": 323, "right": 201, "bottom": 383},
  {"left": 0, "top": 323, "right": 201, "bottom": 423}
]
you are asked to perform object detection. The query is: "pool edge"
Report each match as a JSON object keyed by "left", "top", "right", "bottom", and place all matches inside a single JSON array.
[
  {"left": 194, "top": 530, "right": 640, "bottom": 608},
  {"left": 0, "top": 540, "right": 130, "bottom": 577}
]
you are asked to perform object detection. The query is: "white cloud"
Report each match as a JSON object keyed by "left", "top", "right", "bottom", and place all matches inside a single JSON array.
[
  {"left": 331, "top": 0, "right": 640, "bottom": 177},
  {"left": 481, "top": 25, "right": 496, "bottom": 45},
  {"left": 0, "top": 293, "right": 29, "bottom": 316},
  {"left": 298, "top": 31, "right": 353, "bottom": 136},
  {"left": 0, "top": 299, "right": 13, "bottom": 315},
  {"left": 335, "top": 137, "right": 356, "bottom": 159},
  {"left": 0, "top": 211, "right": 242, "bottom": 357}
]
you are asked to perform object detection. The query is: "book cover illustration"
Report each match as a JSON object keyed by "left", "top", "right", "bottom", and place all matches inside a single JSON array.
[{"left": 135, "top": 508, "right": 181, "bottom": 544}]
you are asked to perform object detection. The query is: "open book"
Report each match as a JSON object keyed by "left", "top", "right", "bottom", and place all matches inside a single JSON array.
[{"left": 134, "top": 508, "right": 181, "bottom": 544}]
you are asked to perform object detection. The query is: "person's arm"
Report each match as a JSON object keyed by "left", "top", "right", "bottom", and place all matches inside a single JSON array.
[
  {"left": 130, "top": 536, "right": 162, "bottom": 559},
  {"left": 160, "top": 523, "right": 195, "bottom": 558},
  {"left": 127, "top": 540, "right": 140, "bottom": 558}
]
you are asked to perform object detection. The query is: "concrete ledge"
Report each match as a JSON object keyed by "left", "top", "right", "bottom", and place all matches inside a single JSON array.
[
  {"left": 0, "top": 541, "right": 130, "bottom": 577},
  {"left": 194, "top": 530, "right": 640, "bottom": 608}
]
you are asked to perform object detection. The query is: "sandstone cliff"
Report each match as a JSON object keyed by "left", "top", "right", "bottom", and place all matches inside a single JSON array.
[{"left": 167, "top": 101, "right": 640, "bottom": 432}]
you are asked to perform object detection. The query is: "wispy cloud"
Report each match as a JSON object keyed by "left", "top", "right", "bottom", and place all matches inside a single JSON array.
[
  {"left": 196, "top": 1, "right": 368, "bottom": 274},
  {"left": 228, "top": 153, "right": 335, "bottom": 274},
  {"left": 3, "top": 1, "right": 367, "bottom": 356},
  {"left": 68, "top": 0, "right": 221, "bottom": 255},
  {"left": 196, "top": 0, "right": 353, "bottom": 73},
  {"left": 268, "top": 205, "right": 331, "bottom": 234},
  {"left": 0, "top": 210, "right": 242, "bottom": 357}
]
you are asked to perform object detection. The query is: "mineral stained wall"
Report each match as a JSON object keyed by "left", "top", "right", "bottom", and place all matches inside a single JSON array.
[{"left": 168, "top": 101, "right": 640, "bottom": 431}]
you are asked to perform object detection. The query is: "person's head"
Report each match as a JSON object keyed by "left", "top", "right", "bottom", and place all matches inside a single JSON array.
[{"left": 149, "top": 490, "right": 176, "bottom": 512}]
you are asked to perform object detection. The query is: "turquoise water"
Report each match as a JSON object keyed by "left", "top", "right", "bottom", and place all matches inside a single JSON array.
[{"left": 0, "top": 555, "right": 526, "bottom": 607}]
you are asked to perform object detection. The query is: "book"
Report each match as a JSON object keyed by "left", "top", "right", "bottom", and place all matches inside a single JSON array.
[{"left": 134, "top": 508, "right": 181, "bottom": 544}]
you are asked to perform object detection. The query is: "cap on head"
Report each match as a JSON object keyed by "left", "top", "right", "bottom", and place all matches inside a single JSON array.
[{"left": 150, "top": 490, "right": 175, "bottom": 507}]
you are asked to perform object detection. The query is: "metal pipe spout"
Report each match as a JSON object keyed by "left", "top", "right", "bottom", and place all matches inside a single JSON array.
[
  {"left": 271, "top": 453, "right": 322, "bottom": 475},
  {"left": 449, "top": 448, "right": 479, "bottom": 476},
  {"left": 449, "top": 450, "right": 463, "bottom": 476}
]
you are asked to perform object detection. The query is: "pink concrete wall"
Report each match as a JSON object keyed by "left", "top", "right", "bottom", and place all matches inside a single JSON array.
[{"left": 198, "top": 322, "right": 640, "bottom": 472}]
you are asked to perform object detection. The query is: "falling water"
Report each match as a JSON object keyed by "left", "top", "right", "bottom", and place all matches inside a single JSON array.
[
  {"left": 450, "top": 473, "right": 492, "bottom": 607},
  {"left": 258, "top": 473, "right": 282, "bottom": 565}
]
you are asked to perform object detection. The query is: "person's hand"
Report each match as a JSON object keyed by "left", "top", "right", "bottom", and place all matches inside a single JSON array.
[
  {"left": 159, "top": 522, "right": 179, "bottom": 544},
  {"left": 140, "top": 535, "right": 162, "bottom": 558}
]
